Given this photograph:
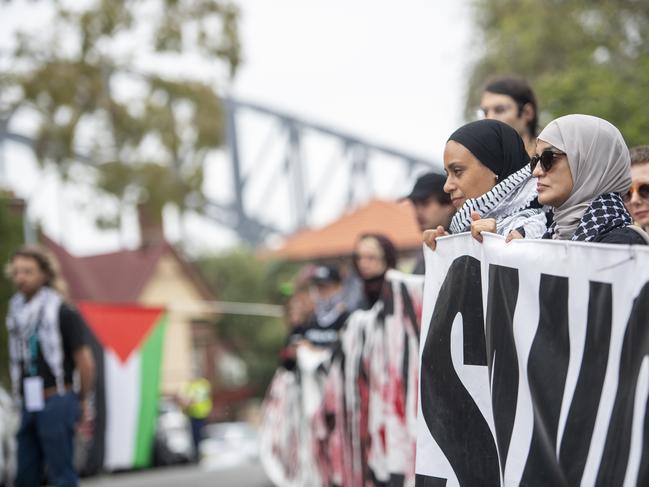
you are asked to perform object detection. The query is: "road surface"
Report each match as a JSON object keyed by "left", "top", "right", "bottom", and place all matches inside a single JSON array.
[{"left": 82, "top": 463, "right": 273, "bottom": 487}]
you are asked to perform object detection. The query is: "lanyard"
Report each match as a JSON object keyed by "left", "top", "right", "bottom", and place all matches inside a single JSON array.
[
  {"left": 28, "top": 332, "right": 39, "bottom": 376},
  {"left": 23, "top": 308, "right": 44, "bottom": 377}
]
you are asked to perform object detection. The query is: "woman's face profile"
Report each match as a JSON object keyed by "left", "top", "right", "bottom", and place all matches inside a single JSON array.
[
  {"left": 533, "top": 139, "right": 574, "bottom": 208},
  {"left": 443, "top": 140, "right": 498, "bottom": 209}
]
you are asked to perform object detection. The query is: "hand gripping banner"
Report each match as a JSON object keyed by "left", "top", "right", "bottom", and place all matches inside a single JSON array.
[{"left": 416, "top": 233, "right": 649, "bottom": 487}]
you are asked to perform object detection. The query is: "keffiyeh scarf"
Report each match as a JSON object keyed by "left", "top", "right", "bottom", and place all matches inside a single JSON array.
[
  {"left": 6, "top": 287, "right": 64, "bottom": 397},
  {"left": 449, "top": 165, "right": 547, "bottom": 238},
  {"left": 544, "top": 192, "right": 632, "bottom": 242}
]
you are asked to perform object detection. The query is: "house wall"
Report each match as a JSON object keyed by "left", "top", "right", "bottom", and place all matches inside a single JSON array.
[{"left": 138, "top": 253, "right": 213, "bottom": 395}]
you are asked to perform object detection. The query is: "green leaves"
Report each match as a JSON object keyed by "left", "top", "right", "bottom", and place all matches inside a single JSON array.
[
  {"left": 5, "top": 0, "right": 240, "bottom": 233},
  {"left": 196, "top": 251, "right": 299, "bottom": 394},
  {"left": 467, "top": 0, "right": 649, "bottom": 146},
  {"left": 0, "top": 197, "right": 27, "bottom": 386}
]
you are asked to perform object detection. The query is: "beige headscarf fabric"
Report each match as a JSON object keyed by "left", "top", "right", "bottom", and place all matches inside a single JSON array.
[{"left": 537, "top": 114, "right": 631, "bottom": 240}]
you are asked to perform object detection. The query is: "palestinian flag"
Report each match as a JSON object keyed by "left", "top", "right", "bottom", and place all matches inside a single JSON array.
[{"left": 78, "top": 302, "right": 168, "bottom": 472}]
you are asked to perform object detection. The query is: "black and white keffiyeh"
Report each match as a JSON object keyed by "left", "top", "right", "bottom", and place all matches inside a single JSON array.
[
  {"left": 544, "top": 192, "right": 632, "bottom": 242},
  {"left": 449, "top": 165, "right": 547, "bottom": 238},
  {"left": 6, "top": 286, "right": 64, "bottom": 397}
]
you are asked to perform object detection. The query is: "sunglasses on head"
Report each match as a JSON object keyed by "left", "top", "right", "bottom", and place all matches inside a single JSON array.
[
  {"left": 530, "top": 149, "right": 566, "bottom": 172},
  {"left": 623, "top": 183, "right": 649, "bottom": 203}
]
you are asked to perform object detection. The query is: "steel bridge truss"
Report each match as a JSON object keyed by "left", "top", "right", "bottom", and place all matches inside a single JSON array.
[
  {"left": 0, "top": 97, "right": 439, "bottom": 246},
  {"left": 215, "top": 97, "right": 439, "bottom": 245}
]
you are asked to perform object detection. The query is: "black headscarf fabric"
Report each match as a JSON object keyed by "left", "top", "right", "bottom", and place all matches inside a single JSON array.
[{"left": 448, "top": 119, "right": 530, "bottom": 181}]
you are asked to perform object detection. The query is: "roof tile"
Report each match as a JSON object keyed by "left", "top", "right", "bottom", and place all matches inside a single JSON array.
[
  {"left": 273, "top": 199, "right": 422, "bottom": 260},
  {"left": 44, "top": 237, "right": 170, "bottom": 303}
]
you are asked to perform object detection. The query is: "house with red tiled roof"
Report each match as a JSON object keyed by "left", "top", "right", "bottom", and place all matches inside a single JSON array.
[
  {"left": 43, "top": 232, "right": 221, "bottom": 398},
  {"left": 273, "top": 199, "right": 423, "bottom": 263}
]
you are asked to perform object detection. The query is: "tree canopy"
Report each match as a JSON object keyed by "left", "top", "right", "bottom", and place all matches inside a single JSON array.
[
  {"left": 195, "top": 250, "right": 299, "bottom": 395},
  {"left": 466, "top": 0, "right": 649, "bottom": 146},
  {"left": 0, "top": 197, "right": 26, "bottom": 387},
  {"left": 1, "top": 0, "right": 240, "bottom": 229}
]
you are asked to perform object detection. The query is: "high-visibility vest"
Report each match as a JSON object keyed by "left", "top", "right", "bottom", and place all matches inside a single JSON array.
[{"left": 183, "top": 378, "right": 213, "bottom": 419}]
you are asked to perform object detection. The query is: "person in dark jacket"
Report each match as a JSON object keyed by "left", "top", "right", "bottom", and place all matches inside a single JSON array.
[
  {"left": 531, "top": 114, "right": 648, "bottom": 245},
  {"left": 404, "top": 173, "right": 455, "bottom": 274},
  {"left": 304, "top": 265, "right": 349, "bottom": 348},
  {"left": 352, "top": 233, "right": 397, "bottom": 309}
]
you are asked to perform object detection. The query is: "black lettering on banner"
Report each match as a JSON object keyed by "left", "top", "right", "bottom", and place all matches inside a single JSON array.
[
  {"left": 402, "top": 330, "right": 410, "bottom": 401},
  {"left": 388, "top": 473, "right": 405, "bottom": 487},
  {"left": 415, "top": 473, "right": 447, "bottom": 486},
  {"left": 521, "top": 274, "right": 571, "bottom": 487},
  {"left": 596, "top": 282, "right": 649, "bottom": 486},
  {"left": 400, "top": 282, "right": 419, "bottom": 399},
  {"left": 559, "top": 281, "right": 612, "bottom": 485},
  {"left": 401, "top": 282, "right": 420, "bottom": 339},
  {"left": 485, "top": 264, "right": 520, "bottom": 474},
  {"left": 420, "top": 256, "right": 499, "bottom": 486},
  {"left": 383, "top": 281, "right": 395, "bottom": 316}
]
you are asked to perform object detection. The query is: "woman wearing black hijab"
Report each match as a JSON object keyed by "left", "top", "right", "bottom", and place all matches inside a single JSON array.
[
  {"left": 352, "top": 233, "right": 397, "bottom": 309},
  {"left": 424, "top": 119, "right": 546, "bottom": 249}
]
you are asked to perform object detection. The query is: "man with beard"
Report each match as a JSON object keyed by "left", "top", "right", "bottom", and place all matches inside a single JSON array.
[{"left": 6, "top": 245, "right": 95, "bottom": 487}]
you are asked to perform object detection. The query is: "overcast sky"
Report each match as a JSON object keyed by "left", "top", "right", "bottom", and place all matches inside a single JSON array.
[
  {"left": 233, "top": 0, "right": 472, "bottom": 156},
  {"left": 1, "top": 0, "right": 473, "bottom": 255}
]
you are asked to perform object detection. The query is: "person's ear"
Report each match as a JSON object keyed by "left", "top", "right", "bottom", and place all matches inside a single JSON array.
[{"left": 521, "top": 102, "right": 534, "bottom": 123}]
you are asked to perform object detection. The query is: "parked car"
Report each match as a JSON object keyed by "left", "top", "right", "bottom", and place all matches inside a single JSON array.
[
  {"left": 199, "top": 422, "right": 259, "bottom": 470},
  {"left": 153, "top": 398, "right": 194, "bottom": 466}
]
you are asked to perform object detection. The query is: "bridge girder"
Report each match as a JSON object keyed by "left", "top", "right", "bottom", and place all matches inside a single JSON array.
[{"left": 0, "top": 97, "right": 442, "bottom": 247}]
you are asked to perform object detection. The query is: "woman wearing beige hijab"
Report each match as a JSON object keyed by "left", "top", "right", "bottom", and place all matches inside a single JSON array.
[{"left": 531, "top": 114, "right": 647, "bottom": 244}]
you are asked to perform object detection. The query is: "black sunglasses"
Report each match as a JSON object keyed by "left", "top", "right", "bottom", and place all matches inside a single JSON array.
[
  {"left": 530, "top": 149, "right": 566, "bottom": 172},
  {"left": 623, "top": 183, "right": 649, "bottom": 203}
]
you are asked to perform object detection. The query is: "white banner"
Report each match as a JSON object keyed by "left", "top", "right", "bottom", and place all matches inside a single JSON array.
[
  {"left": 416, "top": 233, "right": 649, "bottom": 487},
  {"left": 260, "top": 271, "right": 424, "bottom": 487}
]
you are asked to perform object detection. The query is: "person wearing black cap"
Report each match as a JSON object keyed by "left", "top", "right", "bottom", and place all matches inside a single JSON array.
[
  {"left": 424, "top": 119, "right": 547, "bottom": 250},
  {"left": 405, "top": 173, "right": 456, "bottom": 274},
  {"left": 303, "top": 264, "right": 350, "bottom": 348}
]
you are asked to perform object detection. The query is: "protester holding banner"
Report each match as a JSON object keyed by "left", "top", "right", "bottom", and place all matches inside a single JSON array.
[
  {"left": 416, "top": 231, "right": 649, "bottom": 486},
  {"left": 479, "top": 76, "right": 538, "bottom": 156},
  {"left": 423, "top": 119, "right": 546, "bottom": 250},
  {"left": 624, "top": 145, "right": 649, "bottom": 232},
  {"left": 304, "top": 265, "right": 350, "bottom": 348},
  {"left": 532, "top": 114, "right": 648, "bottom": 244},
  {"left": 6, "top": 245, "right": 95, "bottom": 487},
  {"left": 352, "top": 233, "right": 397, "bottom": 309},
  {"left": 310, "top": 269, "right": 424, "bottom": 487}
]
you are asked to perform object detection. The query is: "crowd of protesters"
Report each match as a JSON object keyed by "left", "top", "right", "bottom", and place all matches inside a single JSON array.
[
  {"left": 278, "top": 75, "right": 649, "bottom": 361},
  {"left": 6, "top": 74, "right": 649, "bottom": 487},
  {"left": 261, "top": 76, "right": 649, "bottom": 487}
]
